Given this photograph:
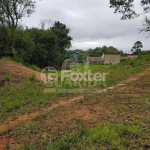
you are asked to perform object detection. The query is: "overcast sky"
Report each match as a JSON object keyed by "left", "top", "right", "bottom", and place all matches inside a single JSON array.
[{"left": 22, "top": 0, "right": 149, "bottom": 52}]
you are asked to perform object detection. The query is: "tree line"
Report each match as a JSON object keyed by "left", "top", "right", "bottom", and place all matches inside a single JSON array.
[
  {"left": 0, "top": 0, "right": 149, "bottom": 69},
  {"left": 68, "top": 46, "right": 126, "bottom": 58}
]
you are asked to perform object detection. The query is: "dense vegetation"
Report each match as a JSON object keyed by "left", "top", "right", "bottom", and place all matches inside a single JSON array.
[
  {"left": 0, "top": 21, "right": 72, "bottom": 68},
  {"left": 72, "top": 46, "right": 125, "bottom": 57},
  {"left": 0, "top": 21, "right": 128, "bottom": 69}
]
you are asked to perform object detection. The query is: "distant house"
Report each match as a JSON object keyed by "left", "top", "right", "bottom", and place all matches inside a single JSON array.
[
  {"left": 102, "top": 53, "right": 121, "bottom": 65},
  {"left": 87, "top": 57, "right": 103, "bottom": 64},
  {"left": 121, "top": 55, "right": 137, "bottom": 60}
]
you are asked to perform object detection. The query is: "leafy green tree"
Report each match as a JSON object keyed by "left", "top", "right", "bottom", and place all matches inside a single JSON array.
[
  {"left": 14, "top": 27, "right": 35, "bottom": 61},
  {"left": 131, "top": 41, "right": 143, "bottom": 54},
  {"left": 110, "top": 0, "right": 150, "bottom": 34},
  {"left": 87, "top": 46, "right": 123, "bottom": 57},
  {"left": 0, "top": 0, "right": 36, "bottom": 55},
  {"left": 24, "top": 28, "right": 63, "bottom": 68},
  {"left": 51, "top": 21, "right": 72, "bottom": 56}
]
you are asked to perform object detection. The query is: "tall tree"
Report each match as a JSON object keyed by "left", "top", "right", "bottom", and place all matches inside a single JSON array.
[
  {"left": 110, "top": 0, "right": 150, "bottom": 34},
  {"left": 51, "top": 21, "right": 72, "bottom": 56},
  {"left": 0, "top": 0, "right": 36, "bottom": 55},
  {"left": 131, "top": 41, "right": 143, "bottom": 54}
]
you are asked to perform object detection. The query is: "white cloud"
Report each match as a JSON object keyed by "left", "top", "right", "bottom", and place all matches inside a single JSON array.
[{"left": 22, "top": 0, "right": 150, "bottom": 52}]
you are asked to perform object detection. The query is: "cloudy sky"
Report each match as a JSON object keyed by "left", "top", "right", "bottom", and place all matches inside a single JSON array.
[{"left": 22, "top": 0, "right": 149, "bottom": 52}]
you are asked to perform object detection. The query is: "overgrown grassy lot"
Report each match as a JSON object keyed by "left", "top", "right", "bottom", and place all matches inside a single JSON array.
[
  {"left": 42, "top": 54, "right": 150, "bottom": 93},
  {"left": 0, "top": 54, "right": 150, "bottom": 149}
]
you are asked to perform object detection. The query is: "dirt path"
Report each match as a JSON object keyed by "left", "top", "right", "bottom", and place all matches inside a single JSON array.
[
  {"left": 0, "top": 66, "right": 150, "bottom": 150},
  {"left": 0, "top": 96, "right": 83, "bottom": 133},
  {"left": 0, "top": 67, "right": 150, "bottom": 133},
  {"left": 124, "top": 67, "right": 150, "bottom": 83}
]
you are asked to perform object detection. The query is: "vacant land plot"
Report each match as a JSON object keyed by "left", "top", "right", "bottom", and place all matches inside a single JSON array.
[{"left": 0, "top": 54, "right": 150, "bottom": 149}]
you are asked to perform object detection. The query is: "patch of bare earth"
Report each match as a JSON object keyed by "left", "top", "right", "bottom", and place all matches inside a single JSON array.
[
  {"left": 0, "top": 65, "right": 150, "bottom": 149},
  {"left": 0, "top": 60, "right": 42, "bottom": 85}
]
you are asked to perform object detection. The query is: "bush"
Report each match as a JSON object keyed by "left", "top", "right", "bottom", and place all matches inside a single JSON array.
[{"left": 11, "top": 55, "right": 24, "bottom": 63}]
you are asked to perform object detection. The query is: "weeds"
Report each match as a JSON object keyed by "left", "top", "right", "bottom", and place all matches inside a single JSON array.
[
  {"left": 4, "top": 74, "right": 11, "bottom": 81},
  {"left": 29, "top": 73, "right": 36, "bottom": 81},
  {"left": 2, "top": 55, "right": 23, "bottom": 63},
  {"left": 47, "top": 123, "right": 143, "bottom": 150},
  {"left": 0, "top": 80, "right": 60, "bottom": 122},
  {"left": 1, "top": 54, "right": 150, "bottom": 149},
  {"left": 28, "top": 64, "right": 41, "bottom": 72}
]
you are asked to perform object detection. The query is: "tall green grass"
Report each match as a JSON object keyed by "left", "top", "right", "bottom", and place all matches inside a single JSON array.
[
  {"left": 0, "top": 80, "right": 60, "bottom": 122},
  {"left": 2, "top": 55, "right": 24, "bottom": 63},
  {"left": 53, "top": 54, "right": 150, "bottom": 90},
  {"left": 47, "top": 123, "right": 142, "bottom": 150}
]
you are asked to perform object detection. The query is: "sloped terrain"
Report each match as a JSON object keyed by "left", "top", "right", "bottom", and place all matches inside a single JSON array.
[
  {"left": 0, "top": 60, "right": 42, "bottom": 86},
  {"left": 0, "top": 66, "right": 150, "bottom": 149},
  {"left": 0, "top": 56, "right": 150, "bottom": 149}
]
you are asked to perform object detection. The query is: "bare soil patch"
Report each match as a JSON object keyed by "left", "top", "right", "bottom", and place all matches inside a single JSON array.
[{"left": 0, "top": 60, "right": 42, "bottom": 85}]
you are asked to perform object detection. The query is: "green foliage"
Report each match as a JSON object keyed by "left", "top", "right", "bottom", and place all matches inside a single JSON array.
[
  {"left": 137, "top": 53, "right": 150, "bottom": 61},
  {"left": 86, "top": 46, "right": 124, "bottom": 57},
  {"left": 51, "top": 21, "right": 73, "bottom": 56},
  {"left": 131, "top": 41, "right": 143, "bottom": 54},
  {"left": 29, "top": 73, "right": 36, "bottom": 81},
  {"left": 48, "top": 123, "right": 142, "bottom": 150},
  {"left": 2, "top": 55, "right": 23, "bottom": 63},
  {"left": 4, "top": 74, "right": 11, "bottom": 81},
  {"left": 0, "top": 0, "right": 36, "bottom": 55},
  {"left": 1, "top": 55, "right": 150, "bottom": 149},
  {"left": 0, "top": 80, "right": 60, "bottom": 121},
  {"left": 28, "top": 64, "right": 41, "bottom": 72},
  {"left": 14, "top": 28, "right": 35, "bottom": 61},
  {"left": 110, "top": 0, "right": 150, "bottom": 19},
  {"left": 110, "top": 0, "right": 150, "bottom": 34},
  {"left": 0, "top": 20, "right": 73, "bottom": 68},
  {"left": 142, "top": 16, "right": 150, "bottom": 33}
]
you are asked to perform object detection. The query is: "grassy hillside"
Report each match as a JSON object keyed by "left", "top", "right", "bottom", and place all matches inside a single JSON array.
[{"left": 0, "top": 54, "right": 150, "bottom": 149}]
